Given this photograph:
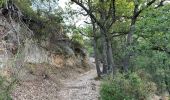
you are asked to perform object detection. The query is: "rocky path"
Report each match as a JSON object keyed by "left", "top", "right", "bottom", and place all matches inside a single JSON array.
[
  {"left": 57, "top": 68, "right": 101, "bottom": 100},
  {"left": 12, "top": 70, "right": 100, "bottom": 100},
  {"left": 11, "top": 58, "right": 101, "bottom": 100}
]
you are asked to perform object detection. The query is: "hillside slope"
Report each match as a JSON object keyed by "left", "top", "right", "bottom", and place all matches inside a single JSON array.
[{"left": 0, "top": 4, "right": 94, "bottom": 99}]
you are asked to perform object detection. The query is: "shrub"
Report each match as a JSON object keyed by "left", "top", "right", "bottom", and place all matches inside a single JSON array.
[
  {"left": 100, "top": 71, "right": 157, "bottom": 100},
  {"left": 0, "top": 76, "right": 13, "bottom": 100}
]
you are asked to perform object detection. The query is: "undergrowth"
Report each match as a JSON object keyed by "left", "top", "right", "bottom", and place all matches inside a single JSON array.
[
  {"left": 0, "top": 76, "right": 16, "bottom": 100},
  {"left": 100, "top": 71, "right": 157, "bottom": 100}
]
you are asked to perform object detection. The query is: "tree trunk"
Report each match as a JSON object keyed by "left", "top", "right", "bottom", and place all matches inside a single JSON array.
[
  {"left": 98, "top": 0, "right": 108, "bottom": 74},
  {"left": 106, "top": 38, "right": 114, "bottom": 74},
  {"left": 93, "top": 37, "right": 101, "bottom": 77},
  {"left": 123, "top": 5, "right": 137, "bottom": 72},
  {"left": 101, "top": 30, "right": 108, "bottom": 74},
  {"left": 123, "top": 23, "right": 135, "bottom": 72},
  {"left": 91, "top": 18, "right": 101, "bottom": 77}
]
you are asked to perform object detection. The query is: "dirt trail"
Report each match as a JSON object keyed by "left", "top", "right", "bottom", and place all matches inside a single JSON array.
[
  {"left": 57, "top": 67, "right": 101, "bottom": 100},
  {"left": 11, "top": 58, "right": 101, "bottom": 100}
]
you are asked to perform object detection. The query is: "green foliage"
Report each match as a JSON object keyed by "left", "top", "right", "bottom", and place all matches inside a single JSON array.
[
  {"left": 72, "top": 33, "right": 84, "bottom": 46},
  {"left": 0, "top": 76, "right": 13, "bottom": 100},
  {"left": 132, "top": 5, "right": 170, "bottom": 93},
  {"left": 84, "top": 39, "right": 94, "bottom": 56},
  {"left": 100, "top": 71, "right": 157, "bottom": 100},
  {"left": 115, "top": 0, "right": 134, "bottom": 16},
  {"left": 14, "top": 0, "right": 35, "bottom": 17},
  {"left": 14, "top": 0, "right": 64, "bottom": 40},
  {"left": 0, "top": 0, "right": 5, "bottom": 7},
  {"left": 132, "top": 50, "right": 170, "bottom": 93}
]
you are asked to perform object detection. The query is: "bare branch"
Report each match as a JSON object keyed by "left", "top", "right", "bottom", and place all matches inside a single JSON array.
[
  {"left": 106, "top": 0, "right": 116, "bottom": 29},
  {"left": 71, "top": 0, "right": 104, "bottom": 30},
  {"left": 155, "top": 0, "right": 166, "bottom": 8},
  {"left": 112, "top": 33, "right": 127, "bottom": 37},
  {"left": 111, "top": 32, "right": 128, "bottom": 37},
  {"left": 84, "top": 21, "right": 91, "bottom": 24},
  {"left": 78, "top": 29, "right": 94, "bottom": 37},
  {"left": 134, "top": 0, "right": 156, "bottom": 19}
]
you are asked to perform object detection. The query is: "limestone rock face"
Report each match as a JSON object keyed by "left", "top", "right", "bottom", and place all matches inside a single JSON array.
[
  {"left": 23, "top": 40, "right": 78, "bottom": 67},
  {"left": 0, "top": 42, "right": 12, "bottom": 68},
  {"left": 0, "top": 15, "right": 20, "bottom": 69},
  {"left": 24, "top": 40, "right": 51, "bottom": 64}
]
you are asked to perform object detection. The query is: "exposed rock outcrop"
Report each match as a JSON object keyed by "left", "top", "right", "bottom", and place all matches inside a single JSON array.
[{"left": 0, "top": 8, "right": 90, "bottom": 80}]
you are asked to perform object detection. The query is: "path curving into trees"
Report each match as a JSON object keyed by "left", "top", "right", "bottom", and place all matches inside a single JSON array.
[{"left": 57, "top": 60, "right": 101, "bottom": 100}]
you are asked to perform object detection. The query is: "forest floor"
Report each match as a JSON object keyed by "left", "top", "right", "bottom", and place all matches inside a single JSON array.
[{"left": 11, "top": 58, "right": 101, "bottom": 100}]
